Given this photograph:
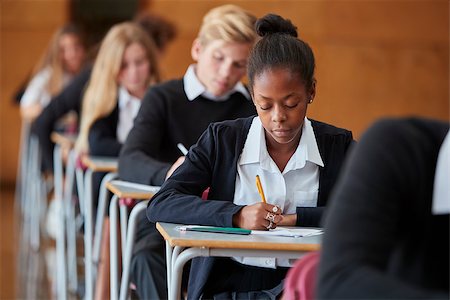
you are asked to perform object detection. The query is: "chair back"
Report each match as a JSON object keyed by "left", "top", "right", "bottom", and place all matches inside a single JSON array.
[
  {"left": 284, "top": 251, "right": 320, "bottom": 300},
  {"left": 201, "top": 187, "right": 210, "bottom": 200}
]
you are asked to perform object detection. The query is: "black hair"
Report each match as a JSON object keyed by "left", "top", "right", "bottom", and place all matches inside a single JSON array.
[{"left": 248, "top": 14, "right": 315, "bottom": 93}]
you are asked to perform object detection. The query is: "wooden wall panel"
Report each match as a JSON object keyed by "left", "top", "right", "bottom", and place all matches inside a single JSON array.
[
  {"left": 150, "top": 0, "right": 449, "bottom": 137},
  {"left": 1, "top": 1, "right": 68, "bottom": 184},
  {"left": 1, "top": 0, "right": 448, "bottom": 183}
]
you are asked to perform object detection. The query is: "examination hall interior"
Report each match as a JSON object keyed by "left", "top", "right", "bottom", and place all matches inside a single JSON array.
[{"left": 0, "top": 0, "right": 448, "bottom": 298}]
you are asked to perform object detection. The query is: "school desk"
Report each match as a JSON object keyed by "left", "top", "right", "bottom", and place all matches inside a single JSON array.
[
  {"left": 156, "top": 222, "right": 322, "bottom": 300},
  {"left": 106, "top": 180, "right": 160, "bottom": 300},
  {"left": 51, "top": 131, "right": 77, "bottom": 300},
  {"left": 81, "top": 155, "right": 118, "bottom": 300}
]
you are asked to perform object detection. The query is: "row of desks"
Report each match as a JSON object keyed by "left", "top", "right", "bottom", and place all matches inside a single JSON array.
[{"left": 51, "top": 132, "right": 322, "bottom": 300}]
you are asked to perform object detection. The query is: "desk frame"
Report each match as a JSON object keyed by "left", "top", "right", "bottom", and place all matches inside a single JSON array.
[
  {"left": 107, "top": 180, "right": 160, "bottom": 300},
  {"left": 81, "top": 156, "right": 118, "bottom": 300},
  {"left": 157, "top": 222, "right": 321, "bottom": 300}
]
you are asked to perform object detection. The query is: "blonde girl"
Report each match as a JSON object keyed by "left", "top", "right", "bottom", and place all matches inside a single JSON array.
[{"left": 76, "top": 22, "right": 160, "bottom": 156}]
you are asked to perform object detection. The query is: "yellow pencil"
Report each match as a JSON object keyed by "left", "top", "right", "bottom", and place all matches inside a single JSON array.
[{"left": 255, "top": 175, "right": 267, "bottom": 203}]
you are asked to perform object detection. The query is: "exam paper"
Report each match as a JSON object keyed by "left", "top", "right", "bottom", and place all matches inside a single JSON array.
[{"left": 251, "top": 228, "right": 323, "bottom": 238}]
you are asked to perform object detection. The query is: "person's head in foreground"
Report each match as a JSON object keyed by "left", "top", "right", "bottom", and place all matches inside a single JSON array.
[{"left": 317, "top": 117, "right": 449, "bottom": 299}]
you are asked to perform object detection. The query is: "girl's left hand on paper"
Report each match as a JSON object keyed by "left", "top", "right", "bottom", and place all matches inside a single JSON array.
[{"left": 233, "top": 202, "right": 282, "bottom": 230}]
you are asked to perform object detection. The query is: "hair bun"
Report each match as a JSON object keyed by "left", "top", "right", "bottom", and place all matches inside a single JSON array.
[{"left": 255, "top": 14, "right": 297, "bottom": 38}]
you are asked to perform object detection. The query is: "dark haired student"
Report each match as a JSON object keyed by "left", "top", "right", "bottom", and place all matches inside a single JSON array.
[
  {"left": 317, "top": 118, "right": 449, "bottom": 299},
  {"left": 148, "top": 14, "right": 354, "bottom": 299}
]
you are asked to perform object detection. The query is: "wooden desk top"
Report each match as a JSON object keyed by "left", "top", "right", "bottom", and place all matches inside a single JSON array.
[
  {"left": 156, "top": 222, "right": 321, "bottom": 251},
  {"left": 82, "top": 155, "right": 118, "bottom": 172},
  {"left": 106, "top": 180, "right": 160, "bottom": 199},
  {"left": 51, "top": 132, "right": 77, "bottom": 148}
]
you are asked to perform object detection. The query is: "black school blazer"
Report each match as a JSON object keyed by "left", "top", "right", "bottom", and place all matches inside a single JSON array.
[{"left": 148, "top": 116, "right": 354, "bottom": 299}]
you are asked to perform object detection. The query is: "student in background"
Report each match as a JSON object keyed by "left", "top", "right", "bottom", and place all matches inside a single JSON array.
[
  {"left": 21, "top": 24, "right": 86, "bottom": 121},
  {"left": 147, "top": 13, "right": 353, "bottom": 299},
  {"left": 71, "top": 22, "right": 161, "bottom": 299},
  {"left": 31, "top": 13, "right": 176, "bottom": 172},
  {"left": 75, "top": 22, "right": 160, "bottom": 158},
  {"left": 317, "top": 118, "right": 449, "bottom": 299},
  {"left": 118, "top": 5, "right": 258, "bottom": 299}
]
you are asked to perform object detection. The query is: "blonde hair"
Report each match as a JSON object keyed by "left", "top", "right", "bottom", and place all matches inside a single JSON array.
[
  {"left": 198, "top": 4, "right": 257, "bottom": 46},
  {"left": 76, "top": 22, "right": 160, "bottom": 153},
  {"left": 33, "top": 24, "right": 85, "bottom": 96}
]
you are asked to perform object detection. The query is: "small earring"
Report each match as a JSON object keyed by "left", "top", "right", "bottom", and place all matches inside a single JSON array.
[{"left": 309, "top": 98, "right": 313, "bottom": 104}]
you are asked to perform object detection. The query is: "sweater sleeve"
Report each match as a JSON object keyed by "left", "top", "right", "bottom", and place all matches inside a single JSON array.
[
  {"left": 31, "top": 66, "right": 91, "bottom": 172},
  {"left": 118, "top": 87, "right": 171, "bottom": 185},
  {"left": 20, "top": 68, "right": 51, "bottom": 108},
  {"left": 317, "top": 119, "right": 449, "bottom": 299},
  {"left": 147, "top": 123, "right": 243, "bottom": 227},
  {"left": 88, "top": 110, "right": 121, "bottom": 157}
]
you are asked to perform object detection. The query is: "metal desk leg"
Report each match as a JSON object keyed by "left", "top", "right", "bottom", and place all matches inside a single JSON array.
[
  {"left": 64, "top": 150, "right": 77, "bottom": 292},
  {"left": 75, "top": 168, "right": 85, "bottom": 216},
  {"left": 165, "top": 241, "right": 173, "bottom": 300},
  {"left": 16, "top": 121, "right": 30, "bottom": 214},
  {"left": 93, "top": 172, "right": 118, "bottom": 268},
  {"left": 54, "top": 144, "right": 67, "bottom": 300},
  {"left": 119, "top": 204, "right": 128, "bottom": 263},
  {"left": 170, "top": 248, "right": 203, "bottom": 300},
  {"left": 30, "top": 136, "right": 41, "bottom": 251},
  {"left": 84, "top": 168, "right": 94, "bottom": 300},
  {"left": 119, "top": 201, "right": 148, "bottom": 300},
  {"left": 109, "top": 195, "right": 120, "bottom": 300}
]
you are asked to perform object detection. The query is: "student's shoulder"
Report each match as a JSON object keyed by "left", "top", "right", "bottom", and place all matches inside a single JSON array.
[
  {"left": 310, "top": 119, "right": 353, "bottom": 138},
  {"left": 364, "top": 117, "right": 449, "bottom": 146},
  {"left": 209, "top": 116, "right": 255, "bottom": 136},
  {"left": 142, "top": 78, "right": 185, "bottom": 105},
  {"left": 148, "top": 78, "right": 184, "bottom": 95}
]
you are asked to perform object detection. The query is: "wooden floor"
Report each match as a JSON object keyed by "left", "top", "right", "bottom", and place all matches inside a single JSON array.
[
  {"left": 0, "top": 185, "right": 52, "bottom": 300},
  {"left": 0, "top": 186, "right": 18, "bottom": 299}
]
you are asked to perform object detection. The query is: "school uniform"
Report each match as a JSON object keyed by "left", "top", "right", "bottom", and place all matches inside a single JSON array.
[
  {"left": 147, "top": 116, "right": 354, "bottom": 299},
  {"left": 318, "top": 118, "right": 449, "bottom": 299},
  {"left": 118, "top": 65, "right": 255, "bottom": 186},
  {"left": 88, "top": 86, "right": 141, "bottom": 203},
  {"left": 21, "top": 66, "right": 73, "bottom": 108},
  {"left": 31, "top": 65, "right": 92, "bottom": 171},
  {"left": 88, "top": 86, "right": 141, "bottom": 157},
  {"left": 121, "top": 64, "right": 256, "bottom": 300}
]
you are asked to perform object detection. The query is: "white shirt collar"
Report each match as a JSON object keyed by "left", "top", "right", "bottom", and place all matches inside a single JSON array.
[
  {"left": 240, "top": 117, "right": 324, "bottom": 172},
  {"left": 183, "top": 64, "right": 250, "bottom": 102},
  {"left": 118, "top": 86, "right": 141, "bottom": 109}
]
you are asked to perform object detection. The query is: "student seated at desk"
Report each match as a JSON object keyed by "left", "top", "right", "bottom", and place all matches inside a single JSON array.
[
  {"left": 75, "top": 22, "right": 160, "bottom": 158},
  {"left": 148, "top": 14, "right": 354, "bottom": 299},
  {"left": 317, "top": 118, "right": 449, "bottom": 299},
  {"left": 118, "top": 5, "right": 258, "bottom": 300},
  {"left": 73, "top": 23, "right": 162, "bottom": 299},
  {"left": 21, "top": 24, "right": 86, "bottom": 121},
  {"left": 31, "top": 13, "right": 176, "bottom": 173}
]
